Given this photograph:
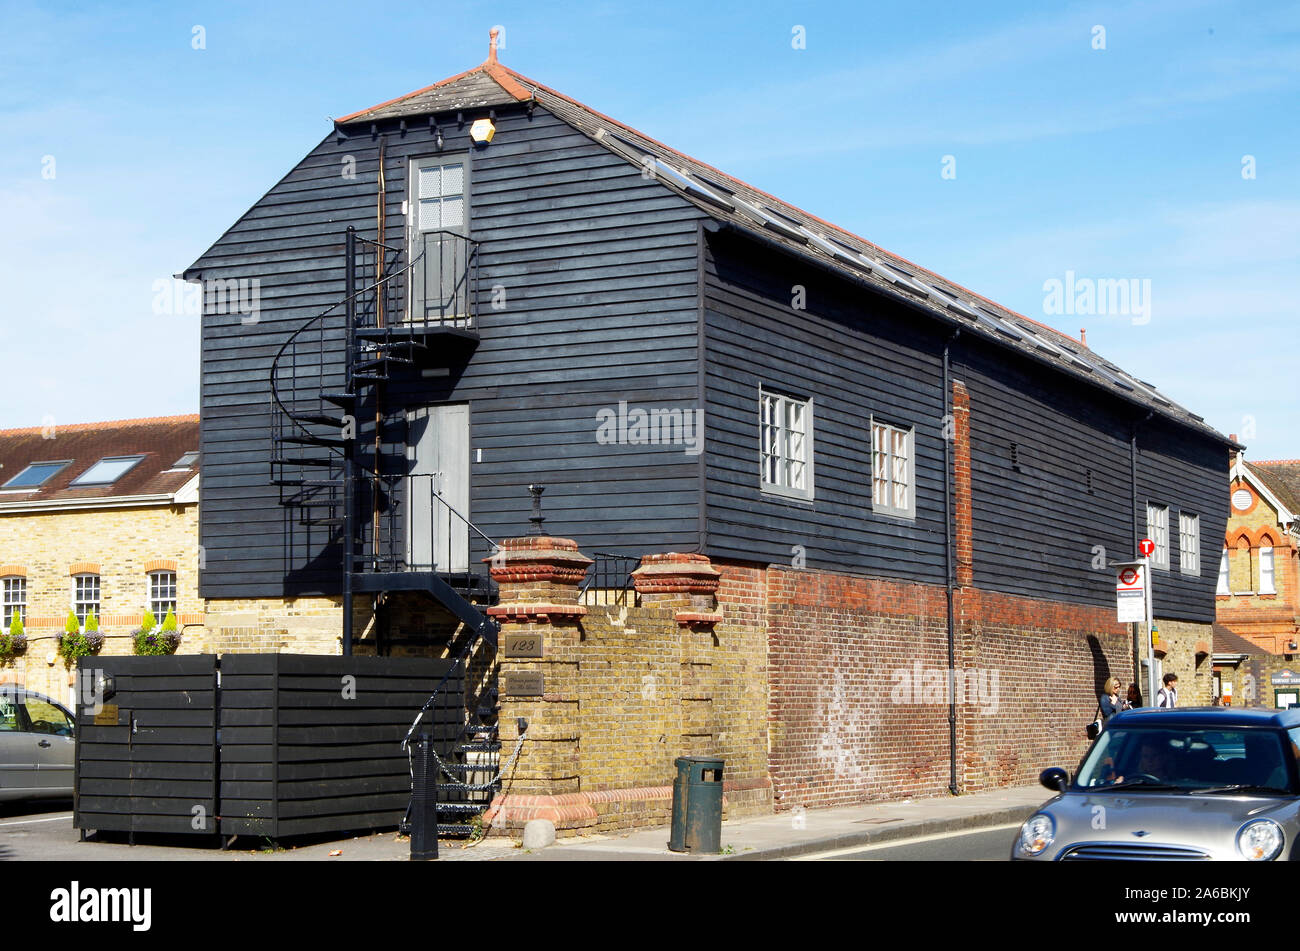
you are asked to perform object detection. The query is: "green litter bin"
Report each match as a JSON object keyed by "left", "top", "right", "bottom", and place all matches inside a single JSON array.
[{"left": 668, "top": 756, "right": 724, "bottom": 853}]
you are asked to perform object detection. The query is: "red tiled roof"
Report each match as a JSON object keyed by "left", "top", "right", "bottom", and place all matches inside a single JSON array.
[{"left": 0, "top": 415, "right": 199, "bottom": 506}]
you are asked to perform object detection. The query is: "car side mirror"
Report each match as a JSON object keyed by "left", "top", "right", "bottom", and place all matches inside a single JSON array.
[{"left": 1040, "top": 767, "right": 1068, "bottom": 792}]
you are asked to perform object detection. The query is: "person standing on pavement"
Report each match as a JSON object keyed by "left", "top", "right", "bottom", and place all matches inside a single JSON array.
[
  {"left": 1156, "top": 672, "right": 1179, "bottom": 708},
  {"left": 1100, "top": 677, "right": 1124, "bottom": 723},
  {"left": 1125, "top": 683, "right": 1142, "bottom": 709}
]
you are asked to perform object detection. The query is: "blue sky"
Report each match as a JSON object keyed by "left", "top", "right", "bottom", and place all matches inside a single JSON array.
[{"left": 1, "top": 0, "right": 1296, "bottom": 457}]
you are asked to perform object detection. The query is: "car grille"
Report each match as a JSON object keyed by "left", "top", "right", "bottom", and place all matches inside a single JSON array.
[{"left": 1060, "top": 843, "right": 1211, "bottom": 861}]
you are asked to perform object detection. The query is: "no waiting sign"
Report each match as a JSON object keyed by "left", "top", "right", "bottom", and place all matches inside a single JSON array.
[{"left": 1116, "top": 563, "right": 1146, "bottom": 623}]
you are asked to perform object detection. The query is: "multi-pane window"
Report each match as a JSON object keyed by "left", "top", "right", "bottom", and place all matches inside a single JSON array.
[
  {"left": 1261, "top": 547, "right": 1276, "bottom": 595},
  {"left": 2, "top": 577, "right": 25, "bottom": 628},
  {"left": 73, "top": 574, "right": 100, "bottom": 628},
  {"left": 416, "top": 161, "right": 465, "bottom": 232},
  {"left": 1179, "top": 512, "right": 1200, "bottom": 575},
  {"left": 872, "top": 421, "right": 915, "bottom": 518},
  {"left": 149, "top": 571, "right": 178, "bottom": 624},
  {"left": 1146, "top": 503, "right": 1169, "bottom": 569},
  {"left": 1217, "top": 549, "right": 1230, "bottom": 595},
  {"left": 759, "top": 388, "right": 813, "bottom": 499}
]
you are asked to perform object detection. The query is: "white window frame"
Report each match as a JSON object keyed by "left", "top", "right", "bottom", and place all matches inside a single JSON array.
[
  {"left": 72, "top": 574, "right": 100, "bottom": 629},
  {"left": 759, "top": 387, "right": 814, "bottom": 501},
  {"left": 1179, "top": 512, "right": 1200, "bottom": 575},
  {"left": 149, "top": 571, "right": 178, "bottom": 625},
  {"left": 1261, "top": 546, "right": 1277, "bottom": 595},
  {"left": 871, "top": 418, "right": 916, "bottom": 520},
  {"left": 1146, "top": 503, "right": 1169, "bottom": 570},
  {"left": 1216, "top": 549, "right": 1230, "bottom": 595},
  {"left": 2, "top": 577, "right": 25, "bottom": 628}
]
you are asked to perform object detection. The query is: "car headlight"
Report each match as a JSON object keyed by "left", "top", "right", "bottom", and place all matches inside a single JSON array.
[
  {"left": 1236, "top": 819, "right": 1285, "bottom": 861},
  {"left": 1017, "top": 814, "right": 1055, "bottom": 857}
]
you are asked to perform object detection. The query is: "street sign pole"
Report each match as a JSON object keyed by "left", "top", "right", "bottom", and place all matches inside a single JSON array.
[{"left": 1144, "top": 554, "right": 1155, "bottom": 705}]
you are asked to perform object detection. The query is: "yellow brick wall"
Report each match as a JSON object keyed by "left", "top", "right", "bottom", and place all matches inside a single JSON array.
[{"left": 0, "top": 502, "right": 200, "bottom": 704}]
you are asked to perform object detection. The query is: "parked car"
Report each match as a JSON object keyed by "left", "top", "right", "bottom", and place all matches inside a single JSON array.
[
  {"left": 1013, "top": 706, "right": 1300, "bottom": 860},
  {"left": 0, "top": 685, "right": 76, "bottom": 802}
]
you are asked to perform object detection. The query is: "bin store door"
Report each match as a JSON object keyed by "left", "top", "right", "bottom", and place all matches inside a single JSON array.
[{"left": 74, "top": 655, "right": 219, "bottom": 836}]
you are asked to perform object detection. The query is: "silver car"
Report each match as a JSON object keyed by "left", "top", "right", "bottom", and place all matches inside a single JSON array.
[
  {"left": 0, "top": 685, "right": 76, "bottom": 802},
  {"left": 1013, "top": 706, "right": 1300, "bottom": 861}
]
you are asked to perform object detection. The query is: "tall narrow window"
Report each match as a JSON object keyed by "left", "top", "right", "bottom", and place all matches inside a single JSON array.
[
  {"left": 872, "top": 420, "right": 915, "bottom": 519},
  {"left": 1260, "top": 547, "right": 1276, "bottom": 595},
  {"left": 1146, "top": 503, "right": 1169, "bottom": 570},
  {"left": 1, "top": 577, "right": 25, "bottom": 627},
  {"left": 1216, "top": 549, "right": 1230, "bottom": 595},
  {"left": 1179, "top": 512, "right": 1200, "bottom": 575},
  {"left": 149, "top": 571, "right": 178, "bottom": 622},
  {"left": 73, "top": 574, "right": 100, "bottom": 628},
  {"left": 759, "top": 388, "right": 813, "bottom": 500}
]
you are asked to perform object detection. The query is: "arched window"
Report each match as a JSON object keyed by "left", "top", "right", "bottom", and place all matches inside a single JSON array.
[
  {"left": 1260, "top": 545, "right": 1276, "bottom": 596},
  {"left": 1216, "top": 549, "right": 1230, "bottom": 595},
  {"left": 1231, "top": 536, "right": 1253, "bottom": 593}
]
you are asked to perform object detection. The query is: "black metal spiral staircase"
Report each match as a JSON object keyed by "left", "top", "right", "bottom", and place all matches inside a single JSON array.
[{"left": 268, "top": 226, "right": 503, "bottom": 835}]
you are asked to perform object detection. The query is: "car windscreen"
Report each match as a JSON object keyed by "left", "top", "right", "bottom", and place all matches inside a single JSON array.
[{"left": 1075, "top": 727, "right": 1295, "bottom": 792}]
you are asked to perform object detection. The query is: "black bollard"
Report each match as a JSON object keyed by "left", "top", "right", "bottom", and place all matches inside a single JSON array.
[{"left": 409, "top": 730, "right": 439, "bottom": 861}]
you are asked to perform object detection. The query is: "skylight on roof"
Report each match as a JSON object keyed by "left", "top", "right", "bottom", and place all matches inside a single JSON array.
[
  {"left": 71, "top": 455, "right": 145, "bottom": 486},
  {"left": 1093, "top": 366, "right": 1135, "bottom": 391},
  {"left": 733, "top": 198, "right": 806, "bottom": 241},
  {"left": 648, "top": 158, "right": 733, "bottom": 208},
  {"left": 3, "top": 461, "right": 69, "bottom": 489},
  {"left": 974, "top": 309, "right": 1024, "bottom": 340},
  {"left": 168, "top": 451, "right": 199, "bottom": 470}
]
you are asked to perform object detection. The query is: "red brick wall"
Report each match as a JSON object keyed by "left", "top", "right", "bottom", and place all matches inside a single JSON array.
[{"left": 716, "top": 559, "right": 1131, "bottom": 810}]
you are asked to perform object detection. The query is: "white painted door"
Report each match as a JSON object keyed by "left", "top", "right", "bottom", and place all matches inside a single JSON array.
[{"left": 407, "top": 404, "right": 470, "bottom": 572}]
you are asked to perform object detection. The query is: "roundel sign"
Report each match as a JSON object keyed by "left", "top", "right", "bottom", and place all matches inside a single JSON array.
[
  {"left": 1119, "top": 566, "right": 1140, "bottom": 586},
  {"left": 1138, "top": 538, "right": 1156, "bottom": 557}
]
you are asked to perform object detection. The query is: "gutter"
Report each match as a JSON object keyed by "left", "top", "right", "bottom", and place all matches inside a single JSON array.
[{"left": 0, "top": 493, "right": 193, "bottom": 514}]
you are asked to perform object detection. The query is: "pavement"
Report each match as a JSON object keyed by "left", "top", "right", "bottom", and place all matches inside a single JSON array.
[
  {"left": 504, "top": 784, "right": 1049, "bottom": 861},
  {"left": 1, "top": 784, "right": 1049, "bottom": 861}
]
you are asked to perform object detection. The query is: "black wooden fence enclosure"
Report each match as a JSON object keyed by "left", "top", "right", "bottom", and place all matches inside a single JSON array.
[{"left": 74, "top": 654, "right": 462, "bottom": 841}]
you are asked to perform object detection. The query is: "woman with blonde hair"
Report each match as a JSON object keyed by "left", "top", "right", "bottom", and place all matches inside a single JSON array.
[{"left": 1100, "top": 676, "right": 1124, "bottom": 725}]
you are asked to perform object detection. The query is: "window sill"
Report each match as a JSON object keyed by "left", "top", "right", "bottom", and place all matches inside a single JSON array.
[{"left": 760, "top": 486, "right": 815, "bottom": 506}]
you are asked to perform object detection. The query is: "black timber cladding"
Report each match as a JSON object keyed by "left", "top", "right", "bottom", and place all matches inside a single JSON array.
[
  {"left": 74, "top": 655, "right": 219, "bottom": 836},
  {"left": 218, "top": 654, "right": 461, "bottom": 838},
  {"left": 702, "top": 229, "right": 948, "bottom": 584},
  {"left": 187, "top": 57, "right": 1234, "bottom": 624},
  {"left": 189, "top": 106, "right": 708, "bottom": 599}
]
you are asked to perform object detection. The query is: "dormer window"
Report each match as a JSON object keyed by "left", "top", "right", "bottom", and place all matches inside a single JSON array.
[{"left": 71, "top": 455, "right": 145, "bottom": 486}]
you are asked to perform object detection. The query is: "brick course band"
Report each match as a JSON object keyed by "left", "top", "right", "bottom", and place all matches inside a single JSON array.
[
  {"left": 675, "top": 611, "right": 724, "bottom": 627},
  {"left": 487, "top": 603, "right": 589, "bottom": 622}
]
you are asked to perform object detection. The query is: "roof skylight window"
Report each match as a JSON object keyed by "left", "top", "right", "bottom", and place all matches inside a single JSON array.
[
  {"left": 974, "top": 308, "right": 1024, "bottom": 340},
  {"left": 3, "top": 461, "right": 69, "bottom": 489},
  {"left": 168, "top": 451, "right": 199, "bottom": 470},
  {"left": 71, "top": 455, "right": 145, "bottom": 486},
  {"left": 648, "top": 158, "right": 734, "bottom": 209}
]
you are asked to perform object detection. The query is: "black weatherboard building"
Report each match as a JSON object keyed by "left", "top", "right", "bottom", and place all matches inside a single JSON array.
[{"left": 184, "top": 32, "right": 1234, "bottom": 669}]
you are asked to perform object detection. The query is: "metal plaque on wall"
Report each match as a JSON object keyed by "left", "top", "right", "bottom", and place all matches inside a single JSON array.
[
  {"left": 504, "top": 633, "right": 544, "bottom": 658},
  {"left": 506, "top": 671, "right": 544, "bottom": 696}
]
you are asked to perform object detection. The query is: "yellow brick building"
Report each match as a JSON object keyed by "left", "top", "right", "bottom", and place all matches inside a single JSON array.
[{"left": 0, "top": 415, "right": 201, "bottom": 705}]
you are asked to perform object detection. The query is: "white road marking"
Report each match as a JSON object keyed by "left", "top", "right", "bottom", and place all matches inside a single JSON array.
[
  {"left": 0, "top": 813, "right": 73, "bottom": 827},
  {"left": 792, "top": 822, "right": 1023, "bottom": 860}
]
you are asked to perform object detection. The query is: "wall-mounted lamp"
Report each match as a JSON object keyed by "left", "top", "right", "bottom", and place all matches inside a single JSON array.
[{"left": 470, "top": 117, "right": 496, "bottom": 143}]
